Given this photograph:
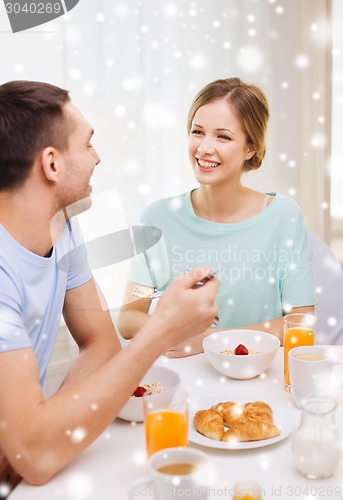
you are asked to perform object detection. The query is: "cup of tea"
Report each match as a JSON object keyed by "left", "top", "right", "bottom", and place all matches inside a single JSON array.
[
  {"left": 130, "top": 446, "right": 210, "bottom": 500},
  {"left": 283, "top": 313, "right": 316, "bottom": 391},
  {"left": 289, "top": 345, "right": 343, "bottom": 407},
  {"left": 143, "top": 388, "right": 188, "bottom": 457}
]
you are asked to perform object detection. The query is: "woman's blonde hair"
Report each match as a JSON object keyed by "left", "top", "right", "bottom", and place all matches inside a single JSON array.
[{"left": 187, "top": 77, "right": 270, "bottom": 171}]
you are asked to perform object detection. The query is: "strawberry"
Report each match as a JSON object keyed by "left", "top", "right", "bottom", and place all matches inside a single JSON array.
[
  {"left": 234, "top": 344, "right": 249, "bottom": 355},
  {"left": 132, "top": 386, "right": 147, "bottom": 397}
]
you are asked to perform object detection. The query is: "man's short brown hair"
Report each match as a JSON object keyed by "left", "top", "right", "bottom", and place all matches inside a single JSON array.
[{"left": 0, "top": 80, "right": 70, "bottom": 190}]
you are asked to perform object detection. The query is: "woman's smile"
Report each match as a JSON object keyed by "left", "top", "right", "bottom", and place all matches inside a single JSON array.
[{"left": 196, "top": 157, "right": 221, "bottom": 171}]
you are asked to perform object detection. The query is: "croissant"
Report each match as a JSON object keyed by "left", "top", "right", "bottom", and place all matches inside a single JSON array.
[
  {"left": 222, "top": 417, "right": 280, "bottom": 442},
  {"left": 222, "top": 401, "right": 280, "bottom": 442},
  {"left": 244, "top": 401, "right": 273, "bottom": 421},
  {"left": 194, "top": 400, "right": 281, "bottom": 443},
  {"left": 210, "top": 401, "right": 244, "bottom": 426},
  {"left": 193, "top": 409, "right": 225, "bottom": 441}
]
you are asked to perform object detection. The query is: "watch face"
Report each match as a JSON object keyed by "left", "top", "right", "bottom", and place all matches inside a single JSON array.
[{"left": 4, "top": 0, "right": 80, "bottom": 33}]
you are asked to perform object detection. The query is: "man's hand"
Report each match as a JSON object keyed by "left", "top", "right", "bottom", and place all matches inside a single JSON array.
[{"left": 151, "top": 266, "right": 219, "bottom": 351}]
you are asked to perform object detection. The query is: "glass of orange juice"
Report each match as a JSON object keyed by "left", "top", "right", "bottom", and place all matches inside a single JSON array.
[
  {"left": 143, "top": 388, "right": 188, "bottom": 457},
  {"left": 232, "top": 481, "right": 262, "bottom": 500},
  {"left": 284, "top": 313, "right": 316, "bottom": 391}
]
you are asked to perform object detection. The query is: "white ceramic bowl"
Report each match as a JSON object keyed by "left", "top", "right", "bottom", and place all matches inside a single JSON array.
[
  {"left": 203, "top": 330, "right": 280, "bottom": 380},
  {"left": 117, "top": 364, "right": 180, "bottom": 422}
]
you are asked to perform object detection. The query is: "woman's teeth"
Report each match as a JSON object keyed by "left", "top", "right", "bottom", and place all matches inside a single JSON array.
[{"left": 197, "top": 159, "right": 220, "bottom": 169}]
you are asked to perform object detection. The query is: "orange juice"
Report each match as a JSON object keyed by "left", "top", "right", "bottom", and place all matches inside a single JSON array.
[
  {"left": 233, "top": 496, "right": 261, "bottom": 500},
  {"left": 145, "top": 410, "right": 188, "bottom": 456},
  {"left": 284, "top": 327, "right": 315, "bottom": 388}
]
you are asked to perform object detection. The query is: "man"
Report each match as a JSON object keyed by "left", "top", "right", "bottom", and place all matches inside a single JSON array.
[{"left": 0, "top": 81, "right": 219, "bottom": 494}]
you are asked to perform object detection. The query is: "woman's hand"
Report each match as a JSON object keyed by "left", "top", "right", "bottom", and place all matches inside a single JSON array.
[
  {"left": 0, "top": 452, "right": 21, "bottom": 497},
  {"left": 164, "top": 329, "right": 211, "bottom": 358}
]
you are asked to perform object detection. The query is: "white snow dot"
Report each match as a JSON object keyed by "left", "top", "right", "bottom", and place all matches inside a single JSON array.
[
  {"left": 66, "top": 472, "right": 94, "bottom": 499},
  {"left": 318, "top": 115, "right": 325, "bottom": 124},
  {"left": 132, "top": 450, "right": 146, "bottom": 465},
  {"left": 321, "top": 201, "right": 329, "bottom": 210},
  {"left": 122, "top": 77, "right": 142, "bottom": 91},
  {"left": 195, "top": 378, "right": 204, "bottom": 387},
  {"left": 247, "top": 14, "right": 255, "bottom": 22},
  {"left": 248, "top": 29, "right": 256, "bottom": 37},
  {"left": 284, "top": 303, "right": 292, "bottom": 313},
  {"left": 311, "top": 133, "right": 326, "bottom": 149},
  {"left": 288, "top": 188, "right": 297, "bottom": 197},
  {"left": 312, "top": 92, "right": 320, "bottom": 101},
  {"left": 184, "top": 345, "right": 192, "bottom": 353},
  {"left": 114, "top": 105, "right": 126, "bottom": 118},
  {"left": 315, "top": 286, "right": 323, "bottom": 294},
  {"left": 138, "top": 184, "right": 150, "bottom": 196},
  {"left": 236, "top": 46, "right": 263, "bottom": 73},
  {"left": 113, "top": 3, "right": 129, "bottom": 18},
  {"left": 81, "top": 83, "right": 96, "bottom": 97},
  {"left": 96, "top": 13, "right": 105, "bottom": 23},
  {"left": 281, "top": 81, "right": 289, "bottom": 89},
  {"left": 172, "top": 476, "right": 181, "bottom": 486},
  {"left": 260, "top": 458, "right": 271, "bottom": 470},
  {"left": 311, "top": 23, "right": 319, "bottom": 32},
  {"left": 164, "top": 4, "right": 178, "bottom": 17},
  {"left": 212, "top": 20, "right": 220, "bottom": 28},
  {"left": 223, "top": 41, "right": 232, "bottom": 50},
  {"left": 295, "top": 54, "right": 310, "bottom": 69},
  {"left": 70, "top": 427, "right": 87, "bottom": 444},
  {"left": 69, "top": 68, "right": 81, "bottom": 81},
  {"left": 328, "top": 317, "right": 337, "bottom": 326},
  {"left": 151, "top": 41, "right": 159, "bottom": 49},
  {"left": 275, "top": 6, "right": 284, "bottom": 14},
  {"left": 190, "top": 53, "right": 207, "bottom": 69},
  {"left": 288, "top": 160, "right": 296, "bottom": 168},
  {"left": 279, "top": 153, "right": 287, "bottom": 162},
  {"left": 0, "top": 484, "right": 10, "bottom": 497},
  {"left": 91, "top": 403, "right": 98, "bottom": 411}
]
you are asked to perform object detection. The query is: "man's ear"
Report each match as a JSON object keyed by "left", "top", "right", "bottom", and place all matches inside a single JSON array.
[{"left": 41, "top": 147, "right": 61, "bottom": 182}]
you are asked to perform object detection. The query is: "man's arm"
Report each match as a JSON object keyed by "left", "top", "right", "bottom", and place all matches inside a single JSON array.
[
  {"left": 59, "top": 277, "right": 121, "bottom": 390},
  {"left": 0, "top": 267, "right": 219, "bottom": 486},
  {"left": 164, "top": 305, "right": 315, "bottom": 358}
]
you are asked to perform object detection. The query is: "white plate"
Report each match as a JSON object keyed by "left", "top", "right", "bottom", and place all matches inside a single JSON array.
[{"left": 189, "top": 393, "right": 299, "bottom": 450}]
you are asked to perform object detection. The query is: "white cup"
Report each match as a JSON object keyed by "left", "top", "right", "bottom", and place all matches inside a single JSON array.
[
  {"left": 289, "top": 346, "right": 343, "bottom": 408},
  {"left": 130, "top": 447, "right": 210, "bottom": 500}
]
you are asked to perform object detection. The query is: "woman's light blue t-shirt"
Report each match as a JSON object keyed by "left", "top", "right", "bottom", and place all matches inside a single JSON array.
[{"left": 129, "top": 192, "right": 315, "bottom": 328}]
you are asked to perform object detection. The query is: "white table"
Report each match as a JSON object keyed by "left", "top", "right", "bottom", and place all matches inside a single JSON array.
[{"left": 9, "top": 348, "right": 343, "bottom": 500}]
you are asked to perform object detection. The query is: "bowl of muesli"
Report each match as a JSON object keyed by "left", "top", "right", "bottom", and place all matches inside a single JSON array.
[
  {"left": 117, "top": 364, "right": 180, "bottom": 422},
  {"left": 203, "top": 330, "right": 280, "bottom": 380}
]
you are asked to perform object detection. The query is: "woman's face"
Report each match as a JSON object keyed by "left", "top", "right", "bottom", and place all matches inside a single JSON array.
[{"left": 188, "top": 98, "right": 254, "bottom": 186}]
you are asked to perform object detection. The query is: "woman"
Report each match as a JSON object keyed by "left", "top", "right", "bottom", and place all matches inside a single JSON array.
[{"left": 118, "top": 78, "right": 315, "bottom": 356}]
